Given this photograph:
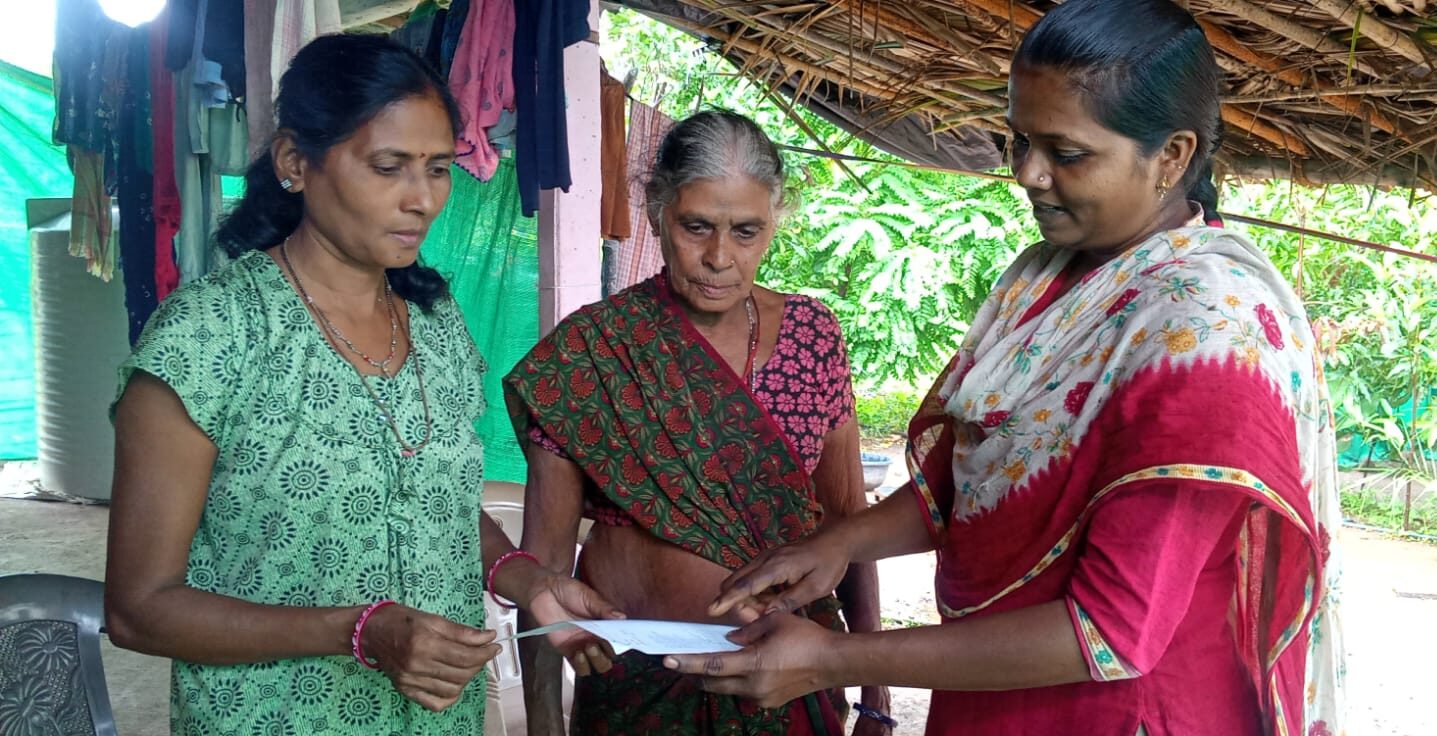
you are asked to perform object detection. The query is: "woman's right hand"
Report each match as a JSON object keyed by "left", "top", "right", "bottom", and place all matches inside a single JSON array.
[
  {"left": 361, "top": 603, "right": 500, "bottom": 712},
  {"left": 708, "top": 530, "right": 853, "bottom": 619}
]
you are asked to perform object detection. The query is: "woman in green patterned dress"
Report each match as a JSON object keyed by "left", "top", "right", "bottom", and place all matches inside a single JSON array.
[{"left": 103, "top": 35, "right": 619, "bottom": 736}]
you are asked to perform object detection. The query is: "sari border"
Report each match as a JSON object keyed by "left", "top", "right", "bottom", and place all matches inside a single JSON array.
[
  {"left": 934, "top": 463, "right": 1318, "bottom": 735},
  {"left": 937, "top": 463, "right": 1314, "bottom": 620},
  {"left": 1067, "top": 596, "right": 1142, "bottom": 682},
  {"left": 907, "top": 459, "right": 946, "bottom": 547}
]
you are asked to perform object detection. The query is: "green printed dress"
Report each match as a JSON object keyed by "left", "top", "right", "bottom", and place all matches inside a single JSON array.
[{"left": 117, "top": 250, "right": 489, "bottom": 735}]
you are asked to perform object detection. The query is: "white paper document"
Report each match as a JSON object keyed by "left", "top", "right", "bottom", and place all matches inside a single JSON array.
[{"left": 499, "top": 619, "right": 741, "bottom": 655}]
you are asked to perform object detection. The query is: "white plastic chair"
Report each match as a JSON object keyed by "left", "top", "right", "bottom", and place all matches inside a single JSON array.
[{"left": 482, "top": 501, "right": 577, "bottom": 736}]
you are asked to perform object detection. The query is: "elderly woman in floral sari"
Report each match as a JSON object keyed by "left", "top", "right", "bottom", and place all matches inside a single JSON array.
[
  {"left": 503, "top": 110, "right": 891, "bottom": 736},
  {"left": 666, "top": 2, "right": 1345, "bottom": 736}
]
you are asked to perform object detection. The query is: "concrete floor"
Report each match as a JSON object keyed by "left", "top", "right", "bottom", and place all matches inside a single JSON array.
[{"left": 0, "top": 496, "right": 169, "bottom": 735}]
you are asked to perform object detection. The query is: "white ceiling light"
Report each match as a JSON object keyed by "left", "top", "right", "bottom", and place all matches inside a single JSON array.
[{"left": 98, "top": 0, "right": 165, "bottom": 28}]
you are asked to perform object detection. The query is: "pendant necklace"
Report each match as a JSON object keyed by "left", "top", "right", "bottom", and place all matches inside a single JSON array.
[{"left": 279, "top": 240, "right": 433, "bottom": 457}]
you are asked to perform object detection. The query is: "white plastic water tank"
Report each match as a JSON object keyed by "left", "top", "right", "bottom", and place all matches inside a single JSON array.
[{"left": 30, "top": 206, "right": 130, "bottom": 500}]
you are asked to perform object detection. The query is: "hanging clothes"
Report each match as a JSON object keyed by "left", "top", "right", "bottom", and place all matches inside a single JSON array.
[
  {"left": 609, "top": 100, "right": 671, "bottom": 293},
  {"left": 487, "top": 108, "right": 517, "bottom": 156},
  {"left": 172, "top": 116, "right": 219, "bottom": 283},
  {"left": 202, "top": 0, "right": 246, "bottom": 99},
  {"left": 390, "top": 0, "right": 447, "bottom": 73},
  {"left": 174, "top": 0, "right": 249, "bottom": 283},
  {"left": 53, "top": 0, "right": 125, "bottom": 276},
  {"left": 245, "top": 0, "right": 340, "bottom": 158},
  {"left": 270, "top": 0, "right": 339, "bottom": 96},
  {"left": 243, "top": 0, "right": 276, "bottom": 159},
  {"left": 598, "top": 64, "right": 630, "bottom": 240},
  {"left": 67, "top": 148, "right": 115, "bottom": 281},
  {"left": 194, "top": 9, "right": 250, "bottom": 160},
  {"left": 53, "top": 0, "right": 122, "bottom": 153},
  {"left": 439, "top": 0, "right": 470, "bottom": 80},
  {"left": 513, "top": 0, "right": 590, "bottom": 216},
  {"left": 150, "top": 14, "right": 181, "bottom": 300},
  {"left": 449, "top": 0, "right": 515, "bottom": 182},
  {"left": 191, "top": 57, "right": 231, "bottom": 108},
  {"left": 118, "top": 26, "right": 158, "bottom": 345},
  {"left": 99, "top": 33, "right": 129, "bottom": 190},
  {"left": 164, "top": 0, "right": 200, "bottom": 71}
]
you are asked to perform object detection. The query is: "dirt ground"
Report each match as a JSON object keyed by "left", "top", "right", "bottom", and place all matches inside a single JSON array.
[{"left": 4, "top": 455, "right": 1436, "bottom": 735}]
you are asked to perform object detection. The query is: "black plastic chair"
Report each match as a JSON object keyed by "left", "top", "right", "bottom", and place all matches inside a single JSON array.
[{"left": 0, "top": 573, "right": 118, "bottom": 736}]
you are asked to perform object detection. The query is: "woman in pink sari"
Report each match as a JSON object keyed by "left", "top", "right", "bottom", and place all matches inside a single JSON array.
[{"left": 665, "top": 1, "right": 1344, "bottom": 734}]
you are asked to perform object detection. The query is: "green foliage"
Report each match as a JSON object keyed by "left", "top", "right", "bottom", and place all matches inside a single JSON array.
[
  {"left": 602, "top": 10, "right": 1035, "bottom": 389},
  {"left": 855, "top": 390, "right": 923, "bottom": 439},
  {"left": 879, "top": 615, "right": 929, "bottom": 629},
  {"left": 1340, "top": 477, "right": 1437, "bottom": 535},
  {"left": 762, "top": 168, "right": 1034, "bottom": 387},
  {"left": 602, "top": 10, "right": 1437, "bottom": 499},
  {"left": 601, "top": 10, "right": 869, "bottom": 154},
  {"left": 1224, "top": 184, "right": 1437, "bottom": 474}
]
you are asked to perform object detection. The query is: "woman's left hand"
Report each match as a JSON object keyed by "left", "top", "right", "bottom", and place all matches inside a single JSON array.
[
  {"left": 525, "top": 574, "right": 625, "bottom": 675},
  {"left": 662, "top": 612, "right": 841, "bottom": 708}
]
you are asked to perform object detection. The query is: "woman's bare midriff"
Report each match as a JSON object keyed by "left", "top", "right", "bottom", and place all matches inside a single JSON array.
[{"left": 577, "top": 523, "right": 750, "bottom": 626}]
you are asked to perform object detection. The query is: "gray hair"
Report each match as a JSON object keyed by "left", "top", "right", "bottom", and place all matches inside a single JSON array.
[{"left": 644, "top": 110, "right": 793, "bottom": 224}]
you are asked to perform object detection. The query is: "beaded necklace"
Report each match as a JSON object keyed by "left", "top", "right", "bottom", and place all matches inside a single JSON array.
[{"left": 279, "top": 241, "right": 433, "bottom": 457}]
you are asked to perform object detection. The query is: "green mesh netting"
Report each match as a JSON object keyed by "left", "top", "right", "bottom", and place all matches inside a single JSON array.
[
  {"left": 1337, "top": 389, "right": 1436, "bottom": 469},
  {"left": 421, "top": 160, "right": 538, "bottom": 483},
  {"left": 0, "top": 60, "right": 74, "bottom": 459}
]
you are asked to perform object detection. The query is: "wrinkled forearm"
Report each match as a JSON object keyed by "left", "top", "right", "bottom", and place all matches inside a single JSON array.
[
  {"left": 519, "top": 611, "right": 568, "bottom": 736},
  {"left": 836, "top": 561, "right": 891, "bottom": 714},
  {"left": 836, "top": 561, "right": 880, "bottom": 634}
]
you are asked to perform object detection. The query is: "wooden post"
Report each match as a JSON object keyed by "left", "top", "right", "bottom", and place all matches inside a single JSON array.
[{"left": 1405, "top": 479, "right": 1414, "bottom": 532}]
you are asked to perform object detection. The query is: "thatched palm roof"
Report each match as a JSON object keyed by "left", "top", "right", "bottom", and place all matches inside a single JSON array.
[{"left": 346, "top": 0, "right": 1437, "bottom": 189}]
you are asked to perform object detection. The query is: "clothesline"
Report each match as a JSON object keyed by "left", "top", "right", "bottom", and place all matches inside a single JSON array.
[
  {"left": 776, "top": 144, "right": 1437, "bottom": 265},
  {"left": 53, "top": 0, "right": 594, "bottom": 344},
  {"left": 1221, "top": 213, "right": 1437, "bottom": 265}
]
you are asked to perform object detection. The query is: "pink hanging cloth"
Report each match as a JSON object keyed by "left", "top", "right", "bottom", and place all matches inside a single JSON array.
[{"left": 449, "top": 0, "right": 516, "bottom": 181}]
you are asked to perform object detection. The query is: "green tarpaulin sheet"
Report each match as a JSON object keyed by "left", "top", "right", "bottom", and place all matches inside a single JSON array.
[
  {"left": 0, "top": 60, "right": 74, "bottom": 459},
  {"left": 422, "top": 160, "right": 539, "bottom": 483},
  {"left": 0, "top": 58, "right": 538, "bottom": 473}
]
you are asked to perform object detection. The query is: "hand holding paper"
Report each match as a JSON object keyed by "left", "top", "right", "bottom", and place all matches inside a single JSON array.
[
  {"left": 503, "top": 619, "right": 742, "bottom": 656},
  {"left": 661, "top": 612, "right": 841, "bottom": 709},
  {"left": 522, "top": 573, "right": 626, "bottom": 675}
]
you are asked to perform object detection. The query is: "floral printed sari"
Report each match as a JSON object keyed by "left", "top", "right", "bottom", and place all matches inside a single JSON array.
[{"left": 505, "top": 275, "right": 845, "bottom": 735}]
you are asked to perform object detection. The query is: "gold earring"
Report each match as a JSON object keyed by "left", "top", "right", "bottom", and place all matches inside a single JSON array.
[{"left": 1157, "top": 176, "right": 1171, "bottom": 201}]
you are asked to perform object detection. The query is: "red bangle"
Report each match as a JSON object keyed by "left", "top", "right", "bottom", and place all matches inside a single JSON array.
[
  {"left": 487, "top": 549, "right": 539, "bottom": 610},
  {"left": 351, "top": 599, "right": 396, "bottom": 669}
]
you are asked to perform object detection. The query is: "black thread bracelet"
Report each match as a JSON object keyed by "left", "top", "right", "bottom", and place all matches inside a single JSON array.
[{"left": 852, "top": 702, "right": 898, "bottom": 729}]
